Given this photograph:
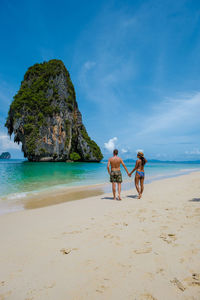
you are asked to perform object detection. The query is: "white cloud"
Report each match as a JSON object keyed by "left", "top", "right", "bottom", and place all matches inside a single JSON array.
[
  {"left": 121, "top": 148, "right": 128, "bottom": 153},
  {"left": 73, "top": 2, "right": 200, "bottom": 160},
  {"left": 136, "top": 149, "right": 144, "bottom": 153},
  {"left": 138, "top": 92, "right": 200, "bottom": 137},
  {"left": 155, "top": 153, "right": 167, "bottom": 158},
  {"left": 0, "top": 134, "right": 21, "bottom": 151},
  {"left": 185, "top": 149, "right": 200, "bottom": 155},
  {"left": 104, "top": 137, "right": 118, "bottom": 152}
]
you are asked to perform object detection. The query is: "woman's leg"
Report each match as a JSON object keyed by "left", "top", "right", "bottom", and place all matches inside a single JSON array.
[
  {"left": 135, "top": 174, "right": 140, "bottom": 197},
  {"left": 139, "top": 177, "right": 144, "bottom": 198}
]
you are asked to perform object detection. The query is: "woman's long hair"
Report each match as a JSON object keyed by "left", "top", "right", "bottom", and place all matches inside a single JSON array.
[
  {"left": 137, "top": 152, "right": 146, "bottom": 166},
  {"left": 140, "top": 156, "right": 146, "bottom": 166}
]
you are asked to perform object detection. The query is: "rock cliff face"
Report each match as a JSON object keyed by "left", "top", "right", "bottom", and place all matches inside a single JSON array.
[{"left": 5, "top": 60, "right": 103, "bottom": 162}]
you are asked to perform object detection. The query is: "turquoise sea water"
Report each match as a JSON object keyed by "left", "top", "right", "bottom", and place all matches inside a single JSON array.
[{"left": 1, "top": 159, "right": 200, "bottom": 200}]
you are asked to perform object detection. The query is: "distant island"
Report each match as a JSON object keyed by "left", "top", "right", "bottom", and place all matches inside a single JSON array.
[
  {"left": 103, "top": 159, "right": 200, "bottom": 164},
  {"left": 0, "top": 152, "right": 11, "bottom": 159},
  {"left": 5, "top": 60, "right": 103, "bottom": 162}
]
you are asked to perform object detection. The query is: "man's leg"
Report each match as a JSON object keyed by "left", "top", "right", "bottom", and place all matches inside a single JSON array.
[
  {"left": 135, "top": 175, "right": 140, "bottom": 198},
  {"left": 117, "top": 183, "right": 121, "bottom": 200},
  {"left": 112, "top": 182, "right": 116, "bottom": 200}
]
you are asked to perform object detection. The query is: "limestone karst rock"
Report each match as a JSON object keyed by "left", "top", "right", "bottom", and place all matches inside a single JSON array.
[
  {"left": 5, "top": 60, "right": 103, "bottom": 162},
  {"left": 0, "top": 152, "right": 11, "bottom": 159}
]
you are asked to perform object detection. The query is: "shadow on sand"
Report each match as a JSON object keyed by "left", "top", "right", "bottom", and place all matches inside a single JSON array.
[
  {"left": 102, "top": 195, "right": 139, "bottom": 200},
  {"left": 101, "top": 197, "right": 115, "bottom": 200},
  {"left": 189, "top": 198, "right": 200, "bottom": 202},
  {"left": 127, "top": 195, "right": 138, "bottom": 199}
]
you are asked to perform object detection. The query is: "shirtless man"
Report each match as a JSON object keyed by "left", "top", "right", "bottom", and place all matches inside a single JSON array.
[
  {"left": 107, "top": 149, "right": 129, "bottom": 200},
  {"left": 129, "top": 152, "right": 147, "bottom": 199}
]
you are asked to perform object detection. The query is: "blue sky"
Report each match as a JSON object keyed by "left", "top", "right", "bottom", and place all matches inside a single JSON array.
[{"left": 1, "top": 0, "right": 200, "bottom": 160}]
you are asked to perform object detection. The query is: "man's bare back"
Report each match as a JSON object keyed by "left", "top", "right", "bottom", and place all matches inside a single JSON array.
[
  {"left": 107, "top": 156, "right": 129, "bottom": 174},
  {"left": 109, "top": 156, "right": 123, "bottom": 171}
]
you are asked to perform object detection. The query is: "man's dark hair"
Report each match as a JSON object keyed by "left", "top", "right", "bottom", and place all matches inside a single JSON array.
[{"left": 113, "top": 149, "right": 118, "bottom": 155}]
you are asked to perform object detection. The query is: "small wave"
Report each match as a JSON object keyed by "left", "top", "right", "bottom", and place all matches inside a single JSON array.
[
  {"left": 7, "top": 192, "right": 28, "bottom": 200},
  {"left": 178, "top": 168, "right": 200, "bottom": 173},
  {"left": 0, "top": 191, "right": 39, "bottom": 202}
]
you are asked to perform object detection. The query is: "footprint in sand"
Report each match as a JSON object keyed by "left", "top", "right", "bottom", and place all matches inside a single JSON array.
[
  {"left": 184, "top": 273, "right": 200, "bottom": 286},
  {"left": 96, "top": 284, "right": 108, "bottom": 293},
  {"left": 60, "top": 245, "right": 79, "bottom": 254},
  {"left": 123, "top": 222, "right": 128, "bottom": 226},
  {"left": 156, "top": 268, "right": 165, "bottom": 274},
  {"left": 104, "top": 234, "right": 120, "bottom": 240},
  {"left": 112, "top": 222, "right": 128, "bottom": 227},
  {"left": 118, "top": 263, "right": 132, "bottom": 269},
  {"left": 192, "top": 273, "right": 200, "bottom": 282},
  {"left": 170, "top": 277, "right": 186, "bottom": 291},
  {"left": 0, "top": 281, "right": 5, "bottom": 286},
  {"left": 159, "top": 233, "right": 177, "bottom": 244},
  {"left": 104, "top": 234, "right": 122, "bottom": 246},
  {"left": 140, "top": 293, "right": 157, "bottom": 300},
  {"left": 60, "top": 248, "right": 71, "bottom": 254},
  {"left": 62, "top": 230, "right": 82, "bottom": 235},
  {"left": 133, "top": 247, "right": 152, "bottom": 254}
]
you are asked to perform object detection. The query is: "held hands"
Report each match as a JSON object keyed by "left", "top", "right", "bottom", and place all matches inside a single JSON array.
[{"left": 128, "top": 172, "right": 132, "bottom": 177}]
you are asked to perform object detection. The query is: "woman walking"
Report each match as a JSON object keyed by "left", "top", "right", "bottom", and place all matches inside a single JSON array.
[{"left": 129, "top": 152, "right": 147, "bottom": 199}]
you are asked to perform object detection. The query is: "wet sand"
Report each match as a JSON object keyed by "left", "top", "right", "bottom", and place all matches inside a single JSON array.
[
  {"left": 23, "top": 185, "right": 106, "bottom": 209},
  {"left": 0, "top": 172, "right": 200, "bottom": 299},
  {"left": 0, "top": 183, "right": 110, "bottom": 214}
]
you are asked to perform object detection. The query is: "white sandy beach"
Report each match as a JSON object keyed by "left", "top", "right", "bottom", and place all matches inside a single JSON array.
[{"left": 0, "top": 172, "right": 200, "bottom": 300}]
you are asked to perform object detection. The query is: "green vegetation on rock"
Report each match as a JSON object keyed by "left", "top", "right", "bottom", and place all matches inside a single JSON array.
[
  {"left": 5, "top": 59, "right": 75, "bottom": 135},
  {"left": 64, "top": 120, "right": 71, "bottom": 149},
  {"left": 5, "top": 60, "right": 76, "bottom": 157},
  {"left": 80, "top": 126, "right": 103, "bottom": 161},
  {"left": 70, "top": 152, "right": 81, "bottom": 161},
  {"left": 5, "top": 59, "right": 103, "bottom": 162}
]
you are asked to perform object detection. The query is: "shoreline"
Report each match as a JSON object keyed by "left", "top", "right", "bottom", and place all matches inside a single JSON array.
[
  {"left": 0, "top": 171, "right": 200, "bottom": 299},
  {"left": 1, "top": 168, "right": 200, "bottom": 215}
]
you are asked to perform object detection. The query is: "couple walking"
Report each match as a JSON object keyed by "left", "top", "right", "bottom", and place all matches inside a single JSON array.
[{"left": 107, "top": 149, "right": 147, "bottom": 200}]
